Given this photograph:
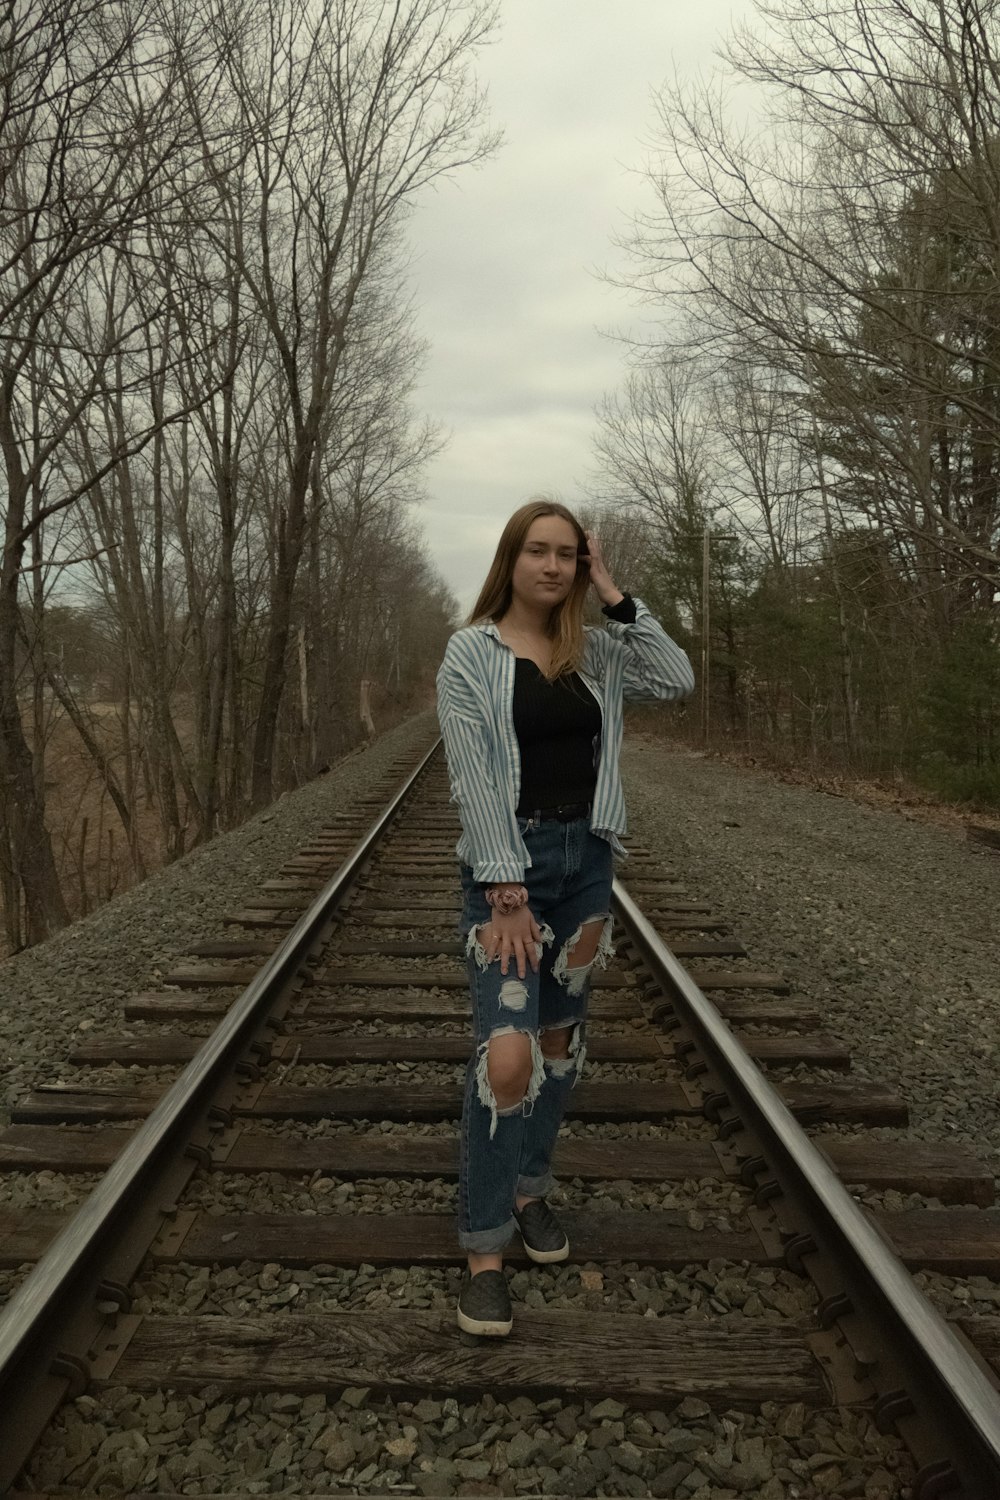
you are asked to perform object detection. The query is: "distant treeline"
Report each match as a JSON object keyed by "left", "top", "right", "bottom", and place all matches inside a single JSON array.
[{"left": 593, "top": 0, "right": 1000, "bottom": 803}]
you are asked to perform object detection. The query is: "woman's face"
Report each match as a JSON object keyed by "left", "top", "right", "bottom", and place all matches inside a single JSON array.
[{"left": 510, "top": 515, "right": 582, "bottom": 612}]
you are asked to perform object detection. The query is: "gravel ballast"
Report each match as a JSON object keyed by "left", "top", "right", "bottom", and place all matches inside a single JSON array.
[
  {"left": 25, "top": 1387, "right": 914, "bottom": 1497},
  {"left": 5, "top": 721, "right": 995, "bottom": 1497},
  {"left": 621, "top": 739, "right": 1000, "bottom": 1176},
  {"left": 0, "top": 714, "right": 438, "bottom": 1125}
]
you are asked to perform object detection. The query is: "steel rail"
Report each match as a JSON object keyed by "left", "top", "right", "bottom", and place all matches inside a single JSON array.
[
  {"left": 613, "top": 876, "right": 1000, "bottom": 1499},
  {"left": 0, "top": 740, "right": 441, "bottom": 1484}
]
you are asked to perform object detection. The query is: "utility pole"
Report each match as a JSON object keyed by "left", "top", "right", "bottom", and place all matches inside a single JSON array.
[
  {"left": 681, "top": 525, "right": 737, "bottom": 748},
  {"left": 701, "top": 527, "right": 711, "bottom": 746}
]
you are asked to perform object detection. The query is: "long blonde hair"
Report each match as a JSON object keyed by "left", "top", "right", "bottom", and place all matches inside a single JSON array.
[{"left": 469, "top": 499, "right": 590, "bottom": 679}]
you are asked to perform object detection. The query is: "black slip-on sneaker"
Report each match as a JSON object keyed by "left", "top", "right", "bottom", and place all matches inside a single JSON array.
[
  {"left": 514, "top": 1198, "right": 570, "bottom": 1263},
  {"left": 457, "top": 1269, "right": 513, "bottom": 1336}
]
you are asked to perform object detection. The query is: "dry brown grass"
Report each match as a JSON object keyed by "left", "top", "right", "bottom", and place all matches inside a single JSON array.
[
  {"left": 34, "top": 707, "right": 167, "bottom": 929},
  {"left": 2, "top": 685, "right": 427, "bottom": 957}
]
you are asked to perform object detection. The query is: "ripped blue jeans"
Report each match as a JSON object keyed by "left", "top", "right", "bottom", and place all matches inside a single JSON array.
[{"left": 458, "top": 815, "right": 615, "bottom": 1253}]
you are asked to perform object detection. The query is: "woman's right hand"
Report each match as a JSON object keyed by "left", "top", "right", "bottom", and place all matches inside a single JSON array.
[{"left": 483, "top": 906, "right": 543, "bottom": 979}]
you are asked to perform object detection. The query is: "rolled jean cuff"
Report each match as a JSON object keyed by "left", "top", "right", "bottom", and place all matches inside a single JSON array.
[
  {"left": 517, "top": 1169, "right": 555, "bottom": 1197},
  {"left": 458, "top": 1214, "right": 516, "bottom": 1254}
]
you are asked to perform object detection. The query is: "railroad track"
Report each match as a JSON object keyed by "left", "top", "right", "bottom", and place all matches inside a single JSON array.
[{"left": 2, "top": 736, "right": 1000, "bottom": 1496}]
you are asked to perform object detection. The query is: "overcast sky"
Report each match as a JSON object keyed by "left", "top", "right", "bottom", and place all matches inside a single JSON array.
[{"left": 407, "top": 0, "right": 751, "bottom": 612}]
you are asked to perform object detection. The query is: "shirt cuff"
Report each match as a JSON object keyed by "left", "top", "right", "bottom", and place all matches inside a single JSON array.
[{"left": 601, "top": 592, "right": 637, "bottom": 624}]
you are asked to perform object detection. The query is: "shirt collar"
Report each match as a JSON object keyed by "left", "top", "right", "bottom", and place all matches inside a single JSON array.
[{"left": 474, "top": 621, "right": 507, "bottom": 646}]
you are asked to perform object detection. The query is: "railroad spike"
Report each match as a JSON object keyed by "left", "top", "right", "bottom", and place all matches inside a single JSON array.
[
  {"left": 739, "top": 1154, "right": 768, "bottom": 1186},
  {"left": 702, "top": 1089, "right": 730, "bottom": 1122},
  {"left": 912, "top": 1459, "right": 962, "bottom": 1499},
  {"left": 874, "top": 1388, "right": 916, "bottom": 1432},
  {"left": 95, "top": 1280, "right": 131, "bottom": 1313},
  {"left": 49, "top": 1352, "right": 89, "bottom": 1398},
  {"left": 817, "top": 1291, "right": 853, "bottom": 1328},
  {"left": 783, "top": 1231, "right": 818, "bottom": 1273}
]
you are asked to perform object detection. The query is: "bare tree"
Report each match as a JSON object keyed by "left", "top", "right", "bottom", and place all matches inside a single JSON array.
[
  {"left": 180, "top": 0, "right": 498, "bottom": 805},
  {"left": 1, "top": 0, "right": 497, "bottom": 948},
  {"left": 594, "top": 357, "right": 722, "bottom": 624},
  {"left": 624, "top": 0, "right": 1000, "bottom": 581},
  {"left": 0, "top": 0, "right": 221, "bottom": 939}
]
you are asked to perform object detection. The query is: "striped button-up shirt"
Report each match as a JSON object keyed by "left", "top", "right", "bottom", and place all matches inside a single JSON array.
[{"left": 436, "top": 599, "right": 695, "bottom": 882}]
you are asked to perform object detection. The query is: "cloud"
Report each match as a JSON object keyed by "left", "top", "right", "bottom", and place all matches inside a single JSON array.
[{"left": 407, "top": 0, "right": 753, "bottom": 611}]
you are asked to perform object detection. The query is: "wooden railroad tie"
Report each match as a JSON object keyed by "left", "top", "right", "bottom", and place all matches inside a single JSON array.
[
  {"left": 9, "top": 1078, "right": 909, "bottom": 1127},
  {"left": 85, "top": 1310, "right": 832, "bottom": 1407},
  {"left": 0, "top": 1124, "right": 991, "bottom": 1204},
  {"left": 66, "top": 1029, "right": 851, "bottom": 1070},
  {"left": 123, "top": 990, "right": 815, "bottom": 1027},
  {"left": 8, "top": 1207, "right": 1000, "bottom": 1281}
]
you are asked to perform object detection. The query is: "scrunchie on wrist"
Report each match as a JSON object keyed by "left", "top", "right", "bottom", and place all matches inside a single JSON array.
[{"left": 485, "top": 884, "right": 529, "bottom": 916}]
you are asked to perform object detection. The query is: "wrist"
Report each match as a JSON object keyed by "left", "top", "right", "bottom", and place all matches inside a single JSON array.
[{"left": 485, "top": 883, "right": 529, "bottom": 916}]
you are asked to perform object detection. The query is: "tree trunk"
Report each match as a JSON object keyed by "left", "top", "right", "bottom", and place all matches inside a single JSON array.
[
  {"left": 0, "top": 399, "right": 69, "bottom": 941},
  {"left": 249, "top": 445, "right": 310, "bottom": 806},
  {"left": 0, "top": 598, "right": 69, "bottom": 942}
]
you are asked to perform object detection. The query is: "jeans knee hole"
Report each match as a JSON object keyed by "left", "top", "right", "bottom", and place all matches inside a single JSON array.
[{"left": 499, "top": 978, "right": 528, "bottom": 1011}]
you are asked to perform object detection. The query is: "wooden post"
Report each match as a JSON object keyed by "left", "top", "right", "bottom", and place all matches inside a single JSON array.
[
  {"left": 360, "top": 679, "right": 376, "bottom": 740},
  {"left": 677, "top": 525, "right": 736, "bottom": 750}
]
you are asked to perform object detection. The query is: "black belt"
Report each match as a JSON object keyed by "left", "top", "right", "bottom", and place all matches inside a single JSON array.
[{"left": 521, "top": 801, "right": 591, "bottom": 823}]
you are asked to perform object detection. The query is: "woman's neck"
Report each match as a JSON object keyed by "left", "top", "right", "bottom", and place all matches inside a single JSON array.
[{"left": 500, "top": 598, "right": 552, "bottom": 638}]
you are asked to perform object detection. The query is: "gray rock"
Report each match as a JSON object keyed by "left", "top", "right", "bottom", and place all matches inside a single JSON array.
[
  {"left": 419, "top": 1456, "right": 458, "bottom": 1480},
  {"left": 322, "top": 1439, "right": 355, "bottom": 1473},
  {"left": 339, "top": 1385, "right": 370, "bottom": 1409},
  {"left": 385, "top": 1435, "right": 419, "bottom": 1461},
  {"left": 554, "top": 1406, "right": 582, "bottom": 1440},
  {"left": 662, "top": 1427, "right": 703, "bottom": 1454},
  {"left": 758, "top": 1480, "right": 787, "bottom": 1500},
  {"left": 454, "top": 1458, "right": 492, "bottom": 1479},
  {"left": 204, "top": 1402, "right": 234, "bottom": 1434},
  {"left": 650, "top": 1459, "right": 696, "bottom": 1496},
  {"left": 615, "top": 1440, "right": 647, "bottom": 1475},
  {"left": 731, "top": 1453, "right": 775, "bottom": 1489},
  {"left": 506, "top": 1430, "right": 538, "bottom": 1466},
  {"left": 586, "top": 1449, "right": 614, "bottom": 1479},
  {"left": 590, "top": 1397, "right": 627, "bottom": 1420},
  {"left": 413, "top": 1398, "right": 444, "bottom": 1421},
  {"left": 415, "top": 1475, "right": 455, "bottom": 1497}
]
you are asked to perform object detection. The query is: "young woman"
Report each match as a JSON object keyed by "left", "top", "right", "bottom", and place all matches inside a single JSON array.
[{"left": 436, "top": 499, "right": 694, "bottom": 1336}]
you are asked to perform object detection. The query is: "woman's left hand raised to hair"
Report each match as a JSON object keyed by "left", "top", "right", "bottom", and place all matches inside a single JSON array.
[{"left": 584, "top": 531, "right": 624, "bottom": 608}]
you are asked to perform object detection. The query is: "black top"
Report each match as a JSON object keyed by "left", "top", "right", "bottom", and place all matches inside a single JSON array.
[
  {"left": 512, "top": 594, "right": 637, "bottom": 815},
  {"left": 513, "top": 663, "right": 601, "bottom": 812}
]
